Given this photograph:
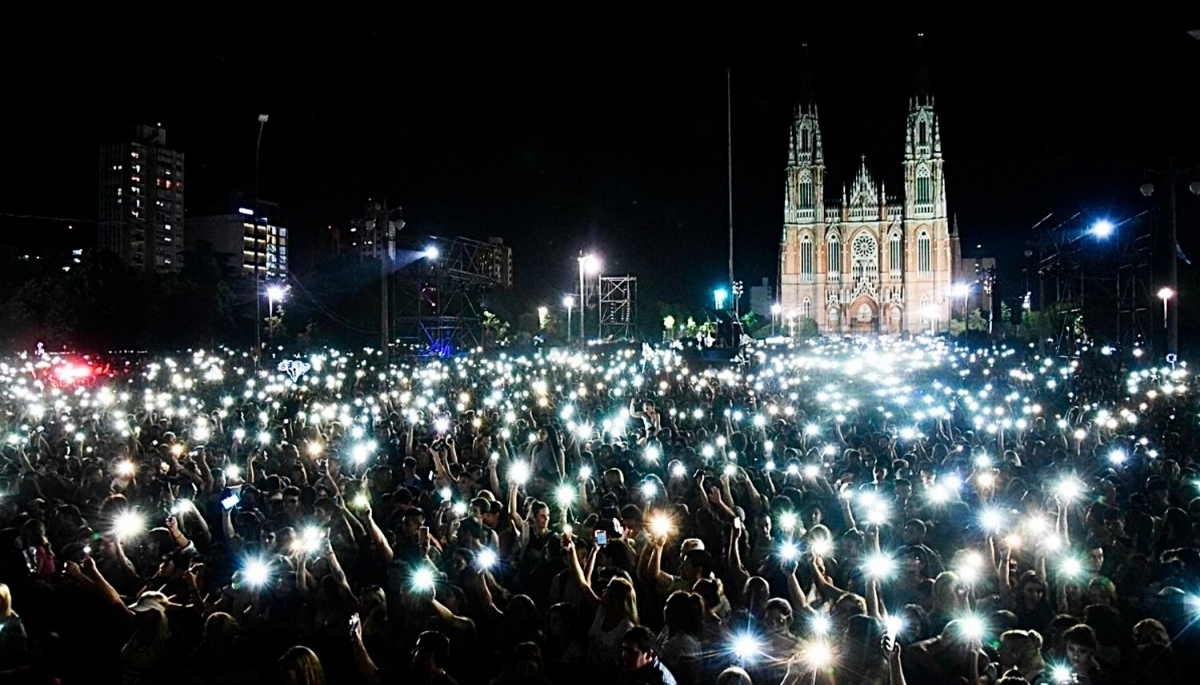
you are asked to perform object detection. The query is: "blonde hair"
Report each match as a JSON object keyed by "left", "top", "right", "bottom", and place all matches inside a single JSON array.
[
  {"left": 1000, "top": 630, "right": 1045, "bottom": 671},
  {"left": 279, "top": 646, "right": 326, "bottom": 685},
  {"left": 605, "top": 576, "right": 640, "bottom": 625},
  {"left": 932, "top": 571, "right": 965, "bottom": 614},
  {"left": 0, "top": 583, "right": 11, "bottom": 617}
]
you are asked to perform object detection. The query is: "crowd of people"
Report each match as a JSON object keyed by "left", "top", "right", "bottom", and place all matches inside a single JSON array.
[{"left": 0, "top": 338, "right": 1197, "bottom": 684}]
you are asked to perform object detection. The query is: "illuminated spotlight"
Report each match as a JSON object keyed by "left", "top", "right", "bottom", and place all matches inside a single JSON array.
[
  {"left": 113, "top": 511, "right": 146, "bottom": 540},
  {"left": 424, "top": 246, "right": 440, "bottom": 260},
  {"left": 1090, "top": 219, "right": 1114, "bottom": 239},
  {"left": 959, "top": 615, "right": 986, "bottom": 640},
  {"left": 1060, "top": 557, "right": 1084, "bottom": 579},
  {"left": 804, "top": 641, "right": 833, "bottom": 669},
  {"left": 980, "top": 509, "right": 1004, "bottom": 532},
  {"left": 477, "top": 548, "right": 498, "bottom": 570},
  {"left": 649, "top": 513, "right": 673, "bottom": 538},
  {"left": 555, "top": 484, "right": 576, "bottom": 507},
  {"left": 885, "top": 616, "right": 904, "bottom": 638},
  {"left": 243, "top": 558, "right": 272, "bottom": 587},
  {"left": 779, "top": 511, "right": 798, "bottom": 532},
  {"left": 730, "top": 632, "right": 762, "bottom": 661},
  {"left": 509, "top": 461, "right": 530, "bottom": 485},
  {"left": 411, "top": 565, "right": 437, "bottom": 591},
  {"left": 863, "top": 553, "right": 896, "bottom": 579}
]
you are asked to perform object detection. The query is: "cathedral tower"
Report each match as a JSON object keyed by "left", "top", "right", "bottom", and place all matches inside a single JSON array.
[{"left": 777, "top": 36, "right": 961, "bottom": 336}]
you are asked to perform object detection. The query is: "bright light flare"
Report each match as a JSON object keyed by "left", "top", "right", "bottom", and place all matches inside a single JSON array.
[
  {"left": 477, "top": 548, "right": 498, "bottom": 570},
  {"left": 412, "top": 566, "right": 437, "bottom": 591},
  {"left": 649, "top": 514, "right": 674, "bottom": 539},
  {"left": 731, "top": 633, "right": 763, "bottom": 661},
  {"left": 509, "top": 461, "right": 530, "bottom": 485},
  {"left": 243, "top": 558, "right": 271, "bottom": 587},
  {"left": 113, "top": 511, "right": 146, "bottom": 540}
]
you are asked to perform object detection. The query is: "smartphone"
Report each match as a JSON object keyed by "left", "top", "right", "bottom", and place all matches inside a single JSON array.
[
  {"left": 349, "top": 613, "right": 361, "bottom": 633},
  {"left": 733, "top": 517, "right": 742, "bottom": 530},
  {"left": 418, "top": 526, "right": 429, "bottom": 549},
  {"left": 594, "top": 530, "right": 608, "bottom": 547},
  {"left": 221, "top": 492, "right": 241, "bottom": 510}
]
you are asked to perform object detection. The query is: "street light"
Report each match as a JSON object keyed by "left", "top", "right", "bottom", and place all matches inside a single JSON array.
[
  {"left": 578, "top": 253, "right": 600, "bottom": 341},
  {"left": 1140, "top": 164, "right": 1200, "bottom": 355},
  {"left": 1158, "top": 287, "right": 1175, "bottom": 329},
  {"left": 267, "top": 284, "right": 287, "bottom": 318},
  {"left": 537, "top": 306, "right": 549, "bottom": 330},
  {"left": 563, "top": 295, "right": 575, "bottom": 342},
  {"left": 770, "top": 303, "right": 782, "bottom": 336},
  {"left": 714, "top": 288, "right": 728, "bottom": 311},
  {"left": 423, "top": 246, "right": 440, "bottom": 260},
  {"left": 1090, "top": 219, "right": 1115, "bottom": 239}
]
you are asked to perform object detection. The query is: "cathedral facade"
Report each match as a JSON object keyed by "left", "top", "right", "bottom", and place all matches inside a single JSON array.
[{"left": 778, "top": 67, "right": 960, "bottom": 335}]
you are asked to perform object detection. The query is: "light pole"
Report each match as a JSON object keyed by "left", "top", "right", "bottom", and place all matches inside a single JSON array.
[
  {"left": 770, "top": 303, "right": 781, "bottom": 336},
  {"left": 563, "top": 295, "right": 575, "bottom": 342},
  {"left": 253, "top": 114, "right": 269, "bottom": 364},
  {"left": 1140, "top": 165, "right": 1200, "bottom": 356},
  {"left": 578, "top": 253, "right": 600, "bottom": 342},
  {"left": 1158, "top": 287, "right": 1175, "bottom": 329},
  {"left": 952, "top": 282, "right": 971, "bottom": 332}
]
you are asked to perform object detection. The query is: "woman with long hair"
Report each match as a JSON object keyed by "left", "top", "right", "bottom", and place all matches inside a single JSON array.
[
  {"left": 563, "top": 537, "right": 638, "bottom": 681},
  {"left": 279, "top": 645, "right": 326, "bottom": 685},
  {"left": 0, "top": 584, "right": 28, "bottom": 669},
  {"left": 997, "top": 630, "right": 1049, "bottom": 684}
]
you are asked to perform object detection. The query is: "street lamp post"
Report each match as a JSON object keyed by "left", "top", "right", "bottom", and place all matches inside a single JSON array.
[
  {"left": 563, "top": 295, "right": 575, "bottom": 343},
  {"left": 1158, "top": 287, "right": 1175, "bottom": 329},
  {"left": 1140, "top": 163, "right": 1200, "bottom": 356},
  {"left": 253, "top": 114, "right": 269, "bottom": 365},
  {"left": 578, "top": 254, "right": 599, "bottom": 342}
]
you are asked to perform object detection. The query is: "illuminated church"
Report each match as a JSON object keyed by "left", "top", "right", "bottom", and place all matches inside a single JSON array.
[{"left": 778, "top": 45, "right": 960, "bottom": 335}]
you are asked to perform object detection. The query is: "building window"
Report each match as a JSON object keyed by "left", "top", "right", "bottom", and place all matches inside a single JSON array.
[
  {"left": 920, "top": 295, "right": 930, "bottom": 321},
  {"left": 916, "top": 164, "right": 931, "bottom": 205},
  {"left": 801, "top": 298, "right": 812, "bottom": 319},
  {"left": 800, "top": 234, "right": 814, "bottom": 282},
  {"left": 801, "top": 129, "right": 810, "bottom": 153},
  {"left": 889, "top": 232, "right": 902, "bottom": 275},
  {"left": 798, "top": 170, "right": 814, "bottom": 209},
  {"left": 828, "top": 232, "right": 841, "bottom": 279},
  {"left": 851, "top": 233, "right": 878, "bottom": 293},
  {"left": 918, "top": 231, "right": 932, "bottom": 274},
  {"left": 919, "top": 120, "right": 927, "bottom": 147}
]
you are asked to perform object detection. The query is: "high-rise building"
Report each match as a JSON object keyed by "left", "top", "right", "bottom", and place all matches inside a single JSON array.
[
  {"left": 187, "top": 197, "right": 288, "bottom": 282},
  {"left": 483, "top": 238, "right": 513, "bottom": 289},
  {"left": 778, "top": 41, "right": 961, "bottom": 334},
  {"left": 99, "top": 125, "right": 185, "bottom": 272}
]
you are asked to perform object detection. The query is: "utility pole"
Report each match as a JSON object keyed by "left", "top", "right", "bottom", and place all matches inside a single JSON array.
[
  {"left": 253, "top": 114, "right": 268, "bottom": 368},
  {"left": 726, "top": 68, "right": 735, "bottom": 302},
  {"left": 369, "top": 201, "right": 402, "bottom": 361}
]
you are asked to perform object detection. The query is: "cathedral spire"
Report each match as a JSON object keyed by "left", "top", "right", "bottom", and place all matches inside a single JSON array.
[
  {"left": 797, "top": 42, "right": 816, "bottom": 110},
  {"left": 913, "top": 33, "right": 932, "bottom": 105}
]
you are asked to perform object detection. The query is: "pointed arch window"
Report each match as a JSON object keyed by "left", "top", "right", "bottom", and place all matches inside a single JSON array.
[
  {"left": 920, "top": 295, "right": 931, "bottom": 321},
  {"left": 916, "top": 164, "right": 932, "bottom": 205},
  {"left": 799, "top": 234, "right": 814, "bottom": 282},
  {"left": 917, "top": 231, "right": 932, "bottom": 275},
  {"left": 798, "top": 169, "right": 814, "bottom": 209},
  {"left": 827, "top": 232, "right": 842, "bottom": 280},
  {"left": 800, "top": 128, "right": 810, "bottom": 154},
  {"left": 889, "top": 232, "right": 902, "bottom": 276},
  {"left": 919, "top": 120, "right": 927, "bottom": 147},
  {"left": 801, "top": 297, "right": 812, "bottom": 319}
]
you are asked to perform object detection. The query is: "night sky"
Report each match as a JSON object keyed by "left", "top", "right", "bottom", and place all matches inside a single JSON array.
[{"left": 3, "top": 24, "right": 1198, "bottom": 310}]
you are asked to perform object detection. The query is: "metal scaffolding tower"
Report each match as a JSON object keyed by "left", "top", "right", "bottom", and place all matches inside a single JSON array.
[
  {"left": 394, "top": 236, "right": 508, "bottom": 354},
  {"left": 599, "top": 275, "right": 637, "bottom": 341}
]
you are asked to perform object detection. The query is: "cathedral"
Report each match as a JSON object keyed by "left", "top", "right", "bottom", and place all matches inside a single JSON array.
[{"left": 778, "top": 49, "right": 960, "bottom": 335}]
